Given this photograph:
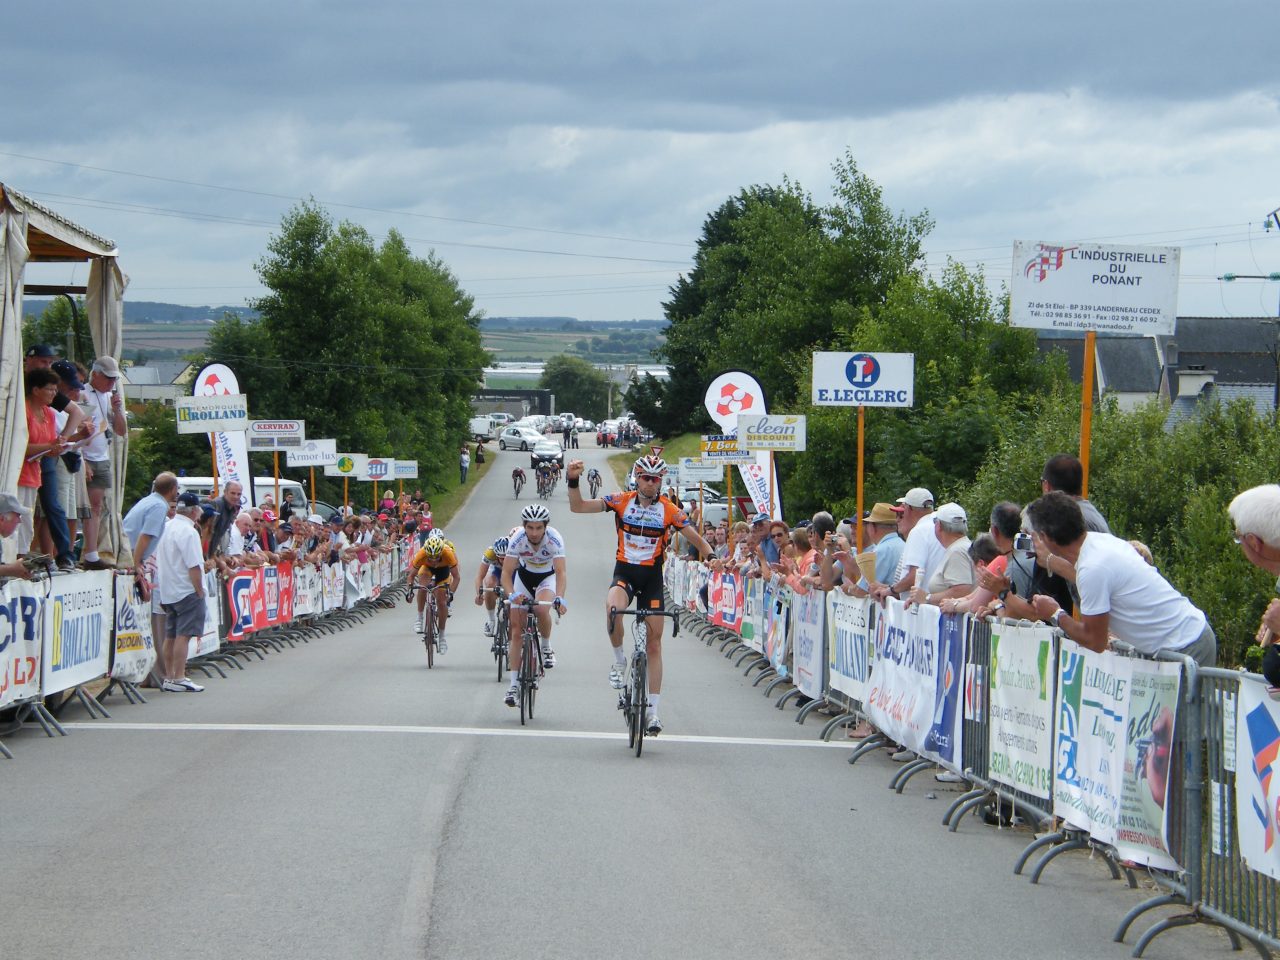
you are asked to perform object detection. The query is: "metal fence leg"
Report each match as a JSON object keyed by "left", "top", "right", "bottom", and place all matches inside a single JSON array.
[
  {"left": 73, "top": 687, "right": 111, "bottom": 720},
  {"left": 750, "top": 667, "right": 776, "bottom": 686},
  {"left": 1014, "top": 831, "right": 1065, "bottom": 875},
  {"left": 817, "top": 712, "right": 855, "bottom": 741},
  {"left": 943, "top": 788, "right": 988, "bottom": 828},
  {"left": 891, "top": 758, "right": 933, "bottom": 793},
  {"left": 0, "top": 739, "right": 12, "bottom": 759},
  {"left": 794, "top": 697, "right": 828, "bottom": 723},
  {"left": 765, "top": 677, "right": 791, "bottom": 699},
  {"left": 847, "top": 732, "right": 887, "bottom": 761},
  {"left": 768, "top": 686, "right": 798, "bottom": 706},
  {"left": 1028, "top": 837, "right": 1088, "bottom": 884}
]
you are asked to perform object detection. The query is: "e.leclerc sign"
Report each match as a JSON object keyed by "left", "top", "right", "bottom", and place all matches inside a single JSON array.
[{"left": 811, "top": 352, "right": 914, "bottom": 407}]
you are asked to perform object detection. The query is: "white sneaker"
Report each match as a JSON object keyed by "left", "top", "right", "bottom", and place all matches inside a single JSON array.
[
  {"left": 160, "top": 679, "right": 186, "bottom": 692},
  {"left": 890, "top": 749, "right": 915, "bottom": 762},
  {"left": 504, "top": 687, "right": 517, "bottom": 707},
  {"left": 543, "top": 648, "right": 556, "bottom": 669},
  {"left": 609, "top": 662, "right": 626, "bottom": 689},
  {"left": 483, "top": 621, "right": 494, "bottom": 637},
  {"left": 935, "top": 770, "right": 965, "bottom": 783},
  {"left": 415, "top": 618, "right": 424, "bottom": 634},
  {"left": 178, "top": 677, "right": 205, "bottom": 692},
  {"left": 646, "top": 714, "right": 663, "bottom": 735},
  {"left": 437, "top": 635, "right": 447, "bottom": 654}
]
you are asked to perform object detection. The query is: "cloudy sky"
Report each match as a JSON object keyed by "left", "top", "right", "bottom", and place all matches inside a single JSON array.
[{"left": 9, "top": 1, "right": 1280, "bottom": 324}]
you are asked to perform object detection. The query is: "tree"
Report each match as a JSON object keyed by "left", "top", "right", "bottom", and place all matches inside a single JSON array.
[
  {"left": 22, "top": 296, "right": 95, "bottom": 364},
  {"left": 194, "top": 202, "right": 487, "bottom": 500},
  {"left": 538, "top": 355, "right": 609, "bottom": 419}
]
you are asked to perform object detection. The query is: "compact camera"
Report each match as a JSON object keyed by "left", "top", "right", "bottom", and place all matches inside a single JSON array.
[{"left": 1013, "top": 533, "right": 1034, "bottom": 554}]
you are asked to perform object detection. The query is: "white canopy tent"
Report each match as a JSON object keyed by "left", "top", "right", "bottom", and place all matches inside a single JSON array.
[{"left": 1, "top": 184, "right": 130, "bottom": 562}]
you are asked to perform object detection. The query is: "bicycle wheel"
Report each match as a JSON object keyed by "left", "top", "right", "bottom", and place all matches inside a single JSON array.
[
  {"left": 632, "top": 652, "right": 647, "bottom": 757},
  {"left": 424, "top": 601, "right": 435, "bottom": 669},
  {"left": 494, "top": 616, "right": 507, "bottom": 681},
  {"left": 528, "top": 633, "right": 541, "bottom": 720},
  {"left": 519, "top": 626, "right": 534, "bottom": 725}
]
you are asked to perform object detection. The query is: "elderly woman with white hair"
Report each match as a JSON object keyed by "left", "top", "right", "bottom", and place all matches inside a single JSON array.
[{"left": 1228, "top": 484, "right": 1280, "bottom": 693}]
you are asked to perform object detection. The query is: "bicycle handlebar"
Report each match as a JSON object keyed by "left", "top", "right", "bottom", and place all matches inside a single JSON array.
[{"left": 608, "top": 605, "right": 680, "bottom": 637}]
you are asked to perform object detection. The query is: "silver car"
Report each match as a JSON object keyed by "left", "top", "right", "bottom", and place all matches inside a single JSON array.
[{"left": 498, "top": 426, "right": 543, "bottom": 451}]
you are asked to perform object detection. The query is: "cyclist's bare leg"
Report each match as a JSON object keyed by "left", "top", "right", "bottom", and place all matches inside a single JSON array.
[
  {"left": 433, "top": 582, "right": 449, "bottom": 634},
  {"left": 508, "top": 605, "right": 528, "bottom": 684},
  {"left": 646, "top": 614, "right": 664, "bottom": 694},
  {"left": 533, "top": 586, "right": 555, "bottom": 647},
  {"left": 605, "top": 583, "right": 631, "bottom": 654},
  {"left": 415, "top": 573, "right": 430, "bottom": 622}
]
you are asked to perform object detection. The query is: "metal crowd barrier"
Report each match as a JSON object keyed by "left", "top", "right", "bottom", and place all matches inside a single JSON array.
[
  {"left": 0, "top": 542, "right": 410, "bottom": 757},
  {"left": 663, "top": 557, "right": 1280, "bottom": 959}
]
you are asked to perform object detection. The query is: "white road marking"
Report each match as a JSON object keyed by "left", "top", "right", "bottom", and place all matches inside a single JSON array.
[{"left": 53, "top": 721, "right": 848, "bottom": 748}]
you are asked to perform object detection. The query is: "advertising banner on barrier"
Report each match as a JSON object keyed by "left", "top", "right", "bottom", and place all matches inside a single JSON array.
[
  {"left": 742, "top": 577, "right": 763, "bottom": 653},
  {"left": 1234, "top": 679, "right": 1280, "bottom": 881},
  {"left": 827, "top": 592, "right": 873, "bottom": 704},
  {"left": 344, "top": 561, "right": 364, "bottom": 609},
  {"left": 41, "top": 570, "right": 113, "bottom": 696},
  {"left": 791, "top": 586, "right": 825, "bottom": 699},
  {"left": 1053, "top": 648, "right": 1181, "bottom": 869},
  {"left": 191, "top": 570, "right": 222, "bottom": 659},
  {"left": 226, "top": 564, "right": 295, "bottom": 640},
  {"left": 111, "top": 577, "right": 157, "bottom": 684},
  {"left": 988, "top": 622, "right": 1055, "bottom": 799},
  {"left": 763, "top": 579, "right": 791, "bottom": 677},
  {"left": 709, "top": 571, "right": 743, "bottom": 633},
  {"left": 322, "top": 562, "right": 344, "bottom": 611},
  {"left": 293, "top": 564, "right": 320, "bottom": 617},
  {"left": 866, "top": 600, "right": 964, "bottom": 766},
  {"left": 0, "top": 578, "right": 44, "bottom": 707}
]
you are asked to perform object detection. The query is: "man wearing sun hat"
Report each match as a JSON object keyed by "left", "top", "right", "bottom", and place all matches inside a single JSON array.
[
  {"left": 844, "top": 502, "right": 904, "bottom": 595},
  {"left": 0, "top": 493, "right": 35, "bottom": 579}
]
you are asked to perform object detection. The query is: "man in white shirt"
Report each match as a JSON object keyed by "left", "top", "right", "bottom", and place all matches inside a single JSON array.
[
  {"left": 1027, "top": 491, "right": 1215, "bottom": 666},
  {"left": 0, "top": 494, "right": 34, "bottom": 579},
  {"left": 79, "top": 357, "right": 128, "bottom": 569},
  {"left": 155, "top": 493, "right": 209, "bottom": 692},
  {"left": 872, "top": 487, "right": 944, "bottom": 601}
]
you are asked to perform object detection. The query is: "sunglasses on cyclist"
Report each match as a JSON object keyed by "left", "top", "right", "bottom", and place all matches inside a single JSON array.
[{"left": 636, "top": 474, "right": 663, "bottom": 482}]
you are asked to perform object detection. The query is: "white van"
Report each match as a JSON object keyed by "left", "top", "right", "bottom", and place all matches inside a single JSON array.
[{"left": 176, "top": 476, "right": 312, "bottom": 514}]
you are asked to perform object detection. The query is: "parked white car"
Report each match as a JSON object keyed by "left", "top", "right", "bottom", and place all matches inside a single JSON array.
[{"left": 498, "top": 425, "right": 543, "bottom": 451}]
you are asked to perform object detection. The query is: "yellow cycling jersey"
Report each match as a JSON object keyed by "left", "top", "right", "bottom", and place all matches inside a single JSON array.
[{"left": 412, "top": 543, "right": 458, "bottom": 572}]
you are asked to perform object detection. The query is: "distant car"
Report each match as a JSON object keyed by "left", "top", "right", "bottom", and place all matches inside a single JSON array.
[
  {"left": 531, "top": 439, "right": 565, "bottom": 468},
  {"left": 581, "top": 419, "right": 595, "bottom": 432},
  {"left": 498, "top": 425, "right": 543, "bottom": 451}
]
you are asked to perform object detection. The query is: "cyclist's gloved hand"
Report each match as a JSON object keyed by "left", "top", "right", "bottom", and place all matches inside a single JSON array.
[{"left": 553, "top": 595, "right": 567, "bottom": 614}]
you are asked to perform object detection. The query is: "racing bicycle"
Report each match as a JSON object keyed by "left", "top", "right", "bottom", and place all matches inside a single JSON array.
[
  {"left": 481, "top": 585, "right": 509, "bottom": 681},
  {"left": 513, "top": 472, "right": 526, "bottom": 499},
  {"left": 587, "top": 471, "right": 602, "bottom": 498},
  {"left": 609, "top": 606, "right": 680, "bottom": 757},
  {"left": 409, "top": 580, "right": 452, "bottom": 668},
  {"left": 507, "top": 598, "right": 558, "bottom": 725}
]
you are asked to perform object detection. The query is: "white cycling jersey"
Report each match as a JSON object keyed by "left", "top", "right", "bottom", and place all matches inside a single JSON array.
[{"left": 507, "top": 525, "right": 565, "bottom": 574}]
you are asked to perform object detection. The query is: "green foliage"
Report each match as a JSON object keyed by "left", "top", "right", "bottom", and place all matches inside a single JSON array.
[
  {"left": 124, "top": 402, "right": 215, "bottom": 506},
  {"left": 23, "top": 296, "right": 95, "bottom": 364},
  {"left": 958, "top": 396, "right": 1280, "bottom": 666},
  {"left": 188, "top": 202, "right": 487, "bottom": 502},
  {"left": 537, "top": 354, "right": 609, "bottom": 420}
]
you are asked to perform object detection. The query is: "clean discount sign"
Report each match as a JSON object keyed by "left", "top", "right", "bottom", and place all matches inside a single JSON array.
[{"left": 811, "top": 352, "right": 914, "bottom": 407}]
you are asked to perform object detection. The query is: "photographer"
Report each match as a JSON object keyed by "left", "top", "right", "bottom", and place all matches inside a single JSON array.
[{"left": 79, "top": 357, "right": 128, "bottom": 569}]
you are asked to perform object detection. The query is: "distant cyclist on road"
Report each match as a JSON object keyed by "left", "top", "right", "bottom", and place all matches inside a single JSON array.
[
  {"left": 500, "top": 504, "right": 567, "bottom": 707},
  {"left": 586, "top": 467, "right": 603, "bottom": 498},
  {"left": 566, "top": 455, "right": 712, "bottom": 734},
  {"left": 512, "top": 466, "right": 526, "bottom": 498}
]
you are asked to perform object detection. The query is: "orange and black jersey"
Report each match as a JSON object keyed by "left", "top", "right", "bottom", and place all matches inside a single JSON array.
[{"left": 601, "top": 490, "right": 690, "bottom": 566}]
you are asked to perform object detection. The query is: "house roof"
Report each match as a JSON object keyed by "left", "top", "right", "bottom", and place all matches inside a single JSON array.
[
  {"left": 1162, "top": 383, "right": 1275, "bottom": 431},
  {"left": 1036, "top": 336, "right": 1161, "bottom": 394},
  {"left": 122, "top": 362, "right": 195, "bottom": 386}
]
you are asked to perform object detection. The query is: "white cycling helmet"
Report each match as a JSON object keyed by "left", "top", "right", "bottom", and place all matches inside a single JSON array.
[
  {"left": 426, "top": 528, "right": 445, "bottom": 542},
  {"left": 633, "top": 455, "right": 667, "bottom": 477},
  {"left": 493, "top": 536, "right": 509, "bottom": 558},
  {"left": 521, "top": 503, "right": 551, "bottom": 523}
]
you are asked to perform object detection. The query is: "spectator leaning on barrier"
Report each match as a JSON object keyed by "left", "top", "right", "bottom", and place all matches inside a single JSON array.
[
  {"left": 122, "top": 471, "right": 180, "bottom": 586},
  {"left": 1228, "top": 485, "right": 1280, "bottom": 694},
  {"left": 155, "top": 493, "right": 208, "bottom": 693},
  {"left": 910, "top": 503, "right": 974, "bottom": 606},
  {"left": 872, "top": 487, "right": 938, "bottom": 602},
  {"left": 209, "top": 481, "right": 243, "bottom": 561},
  {"left": 1037, "top": 454, "right": 1110, "bottom": 585},
  {"left": 0, "top": 494, "right": 34, "bottom": 580},
  {"left": 1027, "top": 491, "right": 1217, "bottom": 666}
]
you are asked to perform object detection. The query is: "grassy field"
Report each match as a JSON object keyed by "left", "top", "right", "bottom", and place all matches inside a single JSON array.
[{"left": 483, "top": 375, "right": 541, "bottom": 389}]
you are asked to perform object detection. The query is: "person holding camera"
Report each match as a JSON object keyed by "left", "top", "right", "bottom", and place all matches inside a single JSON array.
[{"left": 78, "top": 357, "right": 128, "bottom": 570}]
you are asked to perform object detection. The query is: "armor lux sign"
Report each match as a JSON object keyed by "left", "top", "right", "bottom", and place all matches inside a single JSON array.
[
  {"left": 225, "top": 563, "right": 296, "bottom": 640},
  {"left": 736, "top": 414, "right": 807, "bottom": 452}
]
